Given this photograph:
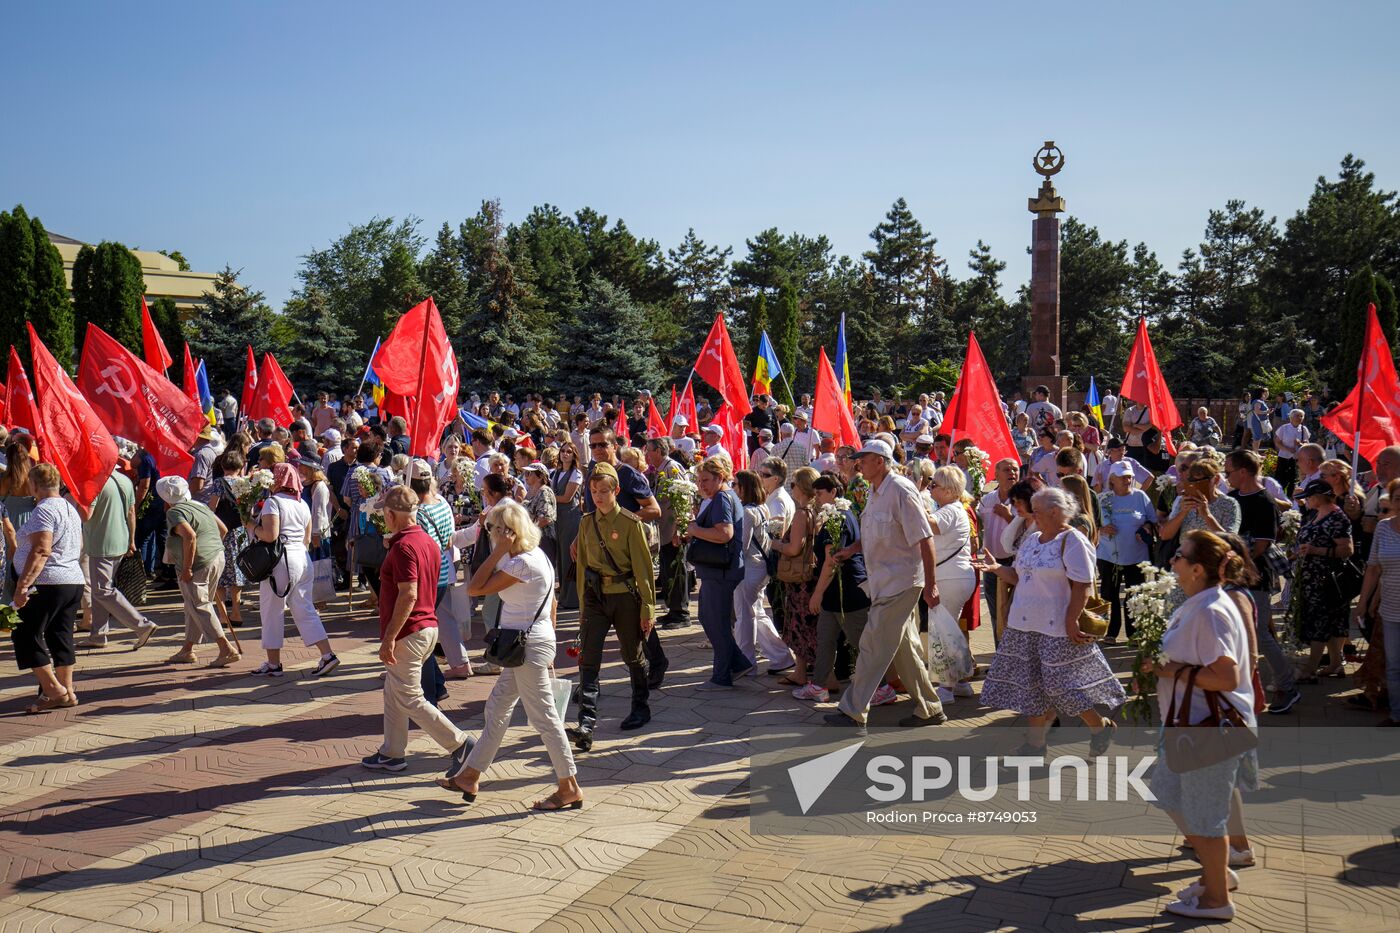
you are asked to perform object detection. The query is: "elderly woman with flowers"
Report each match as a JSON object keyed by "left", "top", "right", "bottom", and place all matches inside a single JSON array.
[{"left": 975, "top": 487, "right": 1124, "bottom": 755}]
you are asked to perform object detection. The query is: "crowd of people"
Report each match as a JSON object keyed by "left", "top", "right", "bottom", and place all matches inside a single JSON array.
[{"left": 3, "top": 377, "right": 1396, "bottom": 922}]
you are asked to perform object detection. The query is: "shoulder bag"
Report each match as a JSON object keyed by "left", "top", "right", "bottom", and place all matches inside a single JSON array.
[
  {"left": 1059, "top": 533, "right": 1109, "bottom": 639},
  {"left": 775, "top": 503, "right": 816, "bottom": 583},
  {"left": 238, "top": 499, "right": 290, "bottom": 597},
  {"left": 1162, "top": 664, "right": 1258, "bottom": 772},
  {"left": 483, "top": 585, "right": 551, "bottom": 668},
  {"left": 687, "top": 492, "right": 742, "bottom": 569}
]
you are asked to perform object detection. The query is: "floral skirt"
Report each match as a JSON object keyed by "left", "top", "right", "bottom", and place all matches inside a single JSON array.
[
  {"left": 981, "top": 627, "right": 1126, "bottom": 717},
  {"left": 782, "top": 580, "right": 819, "bottom": 667},
  {"left": 220, "top": 527, "right": 249, "bottom": 588}
]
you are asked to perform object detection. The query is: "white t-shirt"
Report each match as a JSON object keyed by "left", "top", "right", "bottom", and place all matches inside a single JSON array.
[
  {"left": 930, "top": 502, "right": 975, "bottom": 582},
  {"left": 15, "top": 497, "right": 85, "bottom": 585},
  {"left": 1158, "top": 586, "right": 1256, "bottom": 727},
  {"left": 978, "top": 490, "right": 1014, "bottom": 561},
  {"left": 498, "top": 547, "right": 556, "bottom": 633},
  {"left": 1274, "top": 422, "right": 1309, "bottom": 459},
  {"left": 262, "top": 494, "right": 311, "bottom": 554},
  {"left": 1008, "top": 528, "right": 1096, "bottom": 636},
  {"left": 766, "top": 486, "right": 796, "bottom": 538},
  {"left": 1025, "top": 400, "right": 1062, "bottom": 433},
  {"left": 811, "top": 453, "right": 838, "bottom": 474},
  {"left": 473, "top": 454, "right": 493, "bottom": 490}
]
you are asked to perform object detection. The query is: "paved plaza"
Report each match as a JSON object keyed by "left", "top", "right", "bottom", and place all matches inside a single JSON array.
[{"left": 0, "top": 589, "right": 1397, "bottom": 932}]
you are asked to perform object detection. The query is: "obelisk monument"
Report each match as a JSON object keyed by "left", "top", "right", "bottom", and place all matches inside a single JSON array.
[{"left": 1026, "top": 140, "right": 1067, "bottom": 409}]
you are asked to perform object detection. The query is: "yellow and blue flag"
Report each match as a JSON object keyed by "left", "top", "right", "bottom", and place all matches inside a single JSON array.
[
  {"left": 362, "top": 337, "right": 386, "bottom": 409},
  {"left": 835, "top": 313, "right": 852, "bottom": 406},
  {"left": 1086, "top": 375, "right": 1103, "bottom": 428},
  {"left": 752, "top": 330, "right": 782, "bottom": 396},
  {"left": 195, "top": 359, "right": 216, "bottom": 426}
]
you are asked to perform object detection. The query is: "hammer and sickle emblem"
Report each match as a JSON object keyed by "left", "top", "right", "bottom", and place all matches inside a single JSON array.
[{"left": 95, "top": 362, "right": 138, "bottom": 403}]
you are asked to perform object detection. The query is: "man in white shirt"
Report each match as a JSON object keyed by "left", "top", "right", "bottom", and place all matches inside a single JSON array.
[
  {"left": 751, "top": 428, "right": 774, "bottom": 468},
  {"left": 469, "top": 429, "right": 494, "bottom": 490},
  {"left": 976, "top": 458, "right": 1021, "bottom": 626},
  {"left": 1273, "top": 408, "right": 1309, "bottom": 493},
  {"left": 795, "top": 394, "right": 814, "bottom": 423},
  {"left": 824, "top": 439, "right": 946, "bottom": 731},
  {"left": 1024, "top": 384, "right": 1062, "bottom": 434},
  {"left": 811, "top": 436, "right": 838, "bottom": 474},
  {"left": 1101, "top": 391, "right": 1119, "bottom": 430},
  {"left": 702, "top": 424, "right": 729, "bottom": 463},
  {"left": 670, "top": 414, "right": 697, "bottom": 460}
]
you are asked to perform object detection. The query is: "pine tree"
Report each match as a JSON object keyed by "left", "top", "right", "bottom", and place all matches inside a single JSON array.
[
  {"left": 1057, "top": 218, "right": 1134, "bottom": 385},
  {"left": 27, "top": 214, "right": 74, "bottom": 369},
  {"left": 277, "top": 288, "right": 364, "bottom": 395},
  {"left": 772, "top": 284, "right": 800, "bottom": 407},
  {"left": 950, "top": 242, "right": 1025, "bottom": 386},
  {"left": 1333, "top": 265, "right": 1400, "bottom": 397},
  {"left": 459, "top": 199, "right": 545, "bottom": 392},
  {"left": 187, "top": 267, "right": 275, "bottom": 390},
  {"left": 745, "top": 292, "right": 769, "bottom": 381},
  {"left": 0, "top": 206, "right": 37, "bottom": 366},
  {"left": 554, "top": 279, "right": 664, "bottom": 397},
  {"left": 667, "top": 228, "right": 733, "bottom": 370},
  {"left": 70, "top": 241, "right": 144, "bottom": 358},
  {"left": 148, "top": 298, "right": 184, "bottom": 371},
  {"left": 864, "top": 198, "right": 943, "bottom": 372}
]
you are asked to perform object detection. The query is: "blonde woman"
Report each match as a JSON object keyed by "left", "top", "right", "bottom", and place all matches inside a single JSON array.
[{"left": 926, "top": 465, "right": 978, "bottom": 702}]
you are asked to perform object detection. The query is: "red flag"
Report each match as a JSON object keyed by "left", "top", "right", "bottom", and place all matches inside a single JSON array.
[
  {"left": 181, "top": 343, "right": 199, "bottom": 404},
  {"left": 372, "top": 298, "right": 458, "bottom": 458},
  {"left": 77, "top": 324, "right": 204, "bottom": 476},
  {"left": 613, "top": 400, "right": 631, "bottom": 446},
  {"left": 646, "top": 397, "right": 667, "bottom": 439},
  {"left": 141, "top": 297, "right": 173, "bottom": 374},
  {"left": 813, "top": 348, "right": 861, "bottom": 448},
  {"left": 666, "top": 385, "right": 679, "bottom": 430},
  {"left": 5, "top": 348, "right": 39, "bottom": 435},
  {"left": 27, "top": 323, "right": 118, "bottom": 518},
  {"left": 678, "top": 380, "right": 698, "bottom": 431},
  {"left": 694, "top": 313, "right": 749, "bottom": 410},
  {"left": 240, "top": 346, "right": 257, "bottom": 415},
  {"left": 942, "top": 332, "right": 1020, "bottom": 469},
  {"left": 711, "top": 401, "right": 749, "bottom": 472},
  {"left": 248, "top": 353, "right": 295, "bottom": 426},
  {"left": 1119, "top": 317, "right": 1181, "bottom": 456},
  {"left": 0, "top": 379, "right": 6, "bottom": 427},
  {"left": 1322, "top": 303, "right": 1400, "bottom": 465}
]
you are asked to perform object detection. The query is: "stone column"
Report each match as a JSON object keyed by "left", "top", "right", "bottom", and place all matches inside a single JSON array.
[{"left": 1025, "top": 141, "right": 1067, "bottom": 410}]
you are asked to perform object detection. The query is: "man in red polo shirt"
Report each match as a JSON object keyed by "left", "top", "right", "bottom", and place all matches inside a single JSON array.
[{"left": 361, "top": 486, "right": 475, "bottom": 773}]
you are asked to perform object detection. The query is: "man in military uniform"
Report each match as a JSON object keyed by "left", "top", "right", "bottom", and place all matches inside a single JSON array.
[{"left": 569, "top": 463, "right": 656, "bottom": 752}]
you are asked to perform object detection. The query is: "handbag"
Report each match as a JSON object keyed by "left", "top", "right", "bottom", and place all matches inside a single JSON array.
[
  {"left": 1324, "top": 556, "right": 1365, "bottom": 604},
  {"left": 483, "top": 590, "right": 551, "bottom": 668},
  {"left": 775, "top": 504, "right": 816, "bottom": 584},
  {"left": 352, "top": 508, "right": 389, "bottom": 569},
  {"left": 1060, "top": 535, "right": 1109, "bottom": 639},
  {"left": 1162, "top": 665, "right": 1258, "bottom": 772},
  {"left": 687, "top": 492, "right": 742, "bottom": 570},
  {"left": 115, "top": 553, "right": 148, "bottom": 608}
]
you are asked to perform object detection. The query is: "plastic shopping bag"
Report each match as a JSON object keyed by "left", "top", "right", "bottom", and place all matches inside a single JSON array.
[
  {"left": 925, "top": 603, "right": 974, "bottom": 683},
  {"left": 550, "top": 677, "right": 574, "bottom": 723},
  {"left": 311, "top": 557, "right": 336, "bottom": 604},
  {"left": 447, "top": 581, "right": 471, "bottom": 626}
]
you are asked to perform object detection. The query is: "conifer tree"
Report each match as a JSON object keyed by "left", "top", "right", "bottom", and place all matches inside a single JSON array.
[
  {"left": 187, "top": 267, "right": 275, "bottom": 389},
  {"left": 70, "top": 241, "right": 144, "bottom": 358},
  {"left": 1333, "top": 265, "right": 1399, "bottom": 397},
  {"left": 772, "top": 283, "right": 800, "bottom": 407},
  {"left": 27, "top": 214, "right": 74, "bottom": 369},
  {"left": 554, "top": 279, "right": 663, "bottom": 397},
  {"left": 0, "top": 206, "right": 37, "bottom": 366}
]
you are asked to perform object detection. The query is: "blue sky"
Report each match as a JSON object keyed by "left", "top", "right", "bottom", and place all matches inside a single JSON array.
[{"left": 4, "top": 1, "right": 1397, "bottom": 308}]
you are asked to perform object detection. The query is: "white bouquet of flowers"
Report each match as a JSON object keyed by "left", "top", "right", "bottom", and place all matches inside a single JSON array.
[
  {"left": 356, "top": 469, "right": 389, "bottom": 534},
  {"left": 231, "top": 469, "right": 275, "bottom": 524},
  {"left": 963, "top": 446, "right": 989, "bottom": 500},
  {"left": 1122, "top": 561, "right": 1177, "bottom": 723},
  {"left": 1278, "top": 508, "right": 1301, "bottom": 550},
  {"left": 657, "top": 469, "right": 699, "bottom": 531}
]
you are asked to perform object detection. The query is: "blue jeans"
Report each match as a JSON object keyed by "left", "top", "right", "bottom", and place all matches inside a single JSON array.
[{"left": 697, "top": 574, "right": 747, "bottom": 685}]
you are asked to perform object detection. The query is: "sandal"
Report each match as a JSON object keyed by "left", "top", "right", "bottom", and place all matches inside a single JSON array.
[
  {"left": 776, "top": 675, "right": 805, "bottom": 687},
  {"left": 531, "top": 791, "right": 584, "bottom": 812},
  {"left": 25, "top": 691, "right": 76, "bottom": 715},
  {"left": 435, "top": 776, "right": 478, "bottom": 804}
]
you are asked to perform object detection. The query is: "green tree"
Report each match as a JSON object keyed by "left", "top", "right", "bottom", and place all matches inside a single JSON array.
[
  {"left": 27, "top": 214, "right": 74, "bottom": 369},
  {"left": 70, "top": 241, "right": 144, "bottom": 358},
  {"left": 949, "top": 242, "right": 1025, "bottom": 387},
  {"left": 554, "top": 278, "right": 663, "bottom": 397},
  {"left": 159, "top": 249, "right": 191, "bottom": 271},
  {"left": 1333, "top": 265, "right": 1400, "bottom": 397},
  {"left": 1274, "top": 155, "right": 1400, "bottom": 381},
  {"left": 147, "top": 297, "right": 184, "bottom": 371},
  {"left": 864, "top": 198, "right": 949, "bottom": 371},
  {"left": 771, "top": 283, "right": 801, "bottom": 406},
  {"left": 459, "top": 199, "right": 546, "bottom": 391},
  {"left": 298, "top": 216, "right": 424, "bottom": 352},
  {"left": 1057, "top": 217, "right": 1133, "bottom": 386},
  {"left": 187, "top": 267, "right": 276, "bottom": 390},
  {"left": 276, "top": 288, "right": 364, "bottom": 395},
  {"left": 667, "top": 228, "right": 733, "bottom": 370},
  {"left": 0, "top": 206, "right": 37, "bottom": 366},
  {"left": 744, "top": 291, "right": 769, "bottom": 383},
  {"left": 370, "top": 242, "right": 427, "bottom": 335}
]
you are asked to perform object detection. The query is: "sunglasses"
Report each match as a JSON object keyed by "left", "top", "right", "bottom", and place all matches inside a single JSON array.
[
  {"left": 1169, "top": 551, "right": 1195, "bottom": 564},
  {"left": 588, "top": 442, "right": 611, "bottom": 450}
]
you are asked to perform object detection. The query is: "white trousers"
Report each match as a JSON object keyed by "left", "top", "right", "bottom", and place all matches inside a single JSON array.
[
  {"left": 259, "top": 548, "right": 328, "bottom": 649},
  {"left": 733, "top": 562, "right": 793, "bottom": 669},
  {"left": 465, "top": 630, "right": 576, "bottom": 779}
]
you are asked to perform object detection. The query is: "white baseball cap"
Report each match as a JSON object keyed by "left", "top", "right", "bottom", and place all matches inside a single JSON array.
[
  {"left": 673, "top": 414, "right": 689, "bottom": 427},
  {"left": 1109, "top": 461, "right": 1135, "bottom": 478},
  {"left": 704, "top": 424, "right": 723, "bottom": 439},
  {"left": 855, "top": 439, "right": 893, "bottom": 459}
]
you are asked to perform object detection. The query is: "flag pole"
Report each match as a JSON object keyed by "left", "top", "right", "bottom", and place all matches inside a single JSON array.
[{"left": 355, "top": 337, "right": 381, "bottom": 400}]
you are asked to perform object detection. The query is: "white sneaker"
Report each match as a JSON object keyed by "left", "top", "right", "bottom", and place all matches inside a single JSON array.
[
  {"left": 792, "top": 683, "right": 830, "bottom": 702},
  {"left": 936, "top": 686, "right": 957, "bottom": 705},
  {"left": 1177, "top": 868, "right": 1241, "bottom": 899},
  {"left": 871, "top": 684, "right": 899, "bottom": 706},
  {"left": 1165, "top": 895, "right": 1234, "bottom": 920},
  {"left": 1229, "top": 846, "right": 1256, "bottom": 867}
]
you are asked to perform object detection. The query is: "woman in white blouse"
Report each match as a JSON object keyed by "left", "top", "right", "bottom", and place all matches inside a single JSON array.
[
  {"left": 438, "top": 499, "right": 582, "bottom": 811},
  {"left": 926, "top": 466, "right": 978, "bottom": 701},
  {"left": 975, "top": 487, "right": 1124, "bottom": 755}
]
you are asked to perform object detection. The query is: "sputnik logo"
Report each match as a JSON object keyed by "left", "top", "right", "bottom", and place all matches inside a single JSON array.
[{"left": 786, "top": 741, "right": 864, "bottom": 814}]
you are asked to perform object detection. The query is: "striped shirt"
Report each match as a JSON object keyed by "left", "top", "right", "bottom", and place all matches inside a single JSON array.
[
  {"left": 417, "top": 498, "right": 456, "bottom": 588},
  {"left": 1367, "top": 520, "right": 1400, "bottom": 623}
]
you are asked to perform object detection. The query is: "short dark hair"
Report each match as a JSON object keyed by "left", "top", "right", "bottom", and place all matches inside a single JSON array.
[
  {"left": 813, "top": 474, "right": 846, "bottom": 495},
  {"left": 1226, "top": 448, "right": 1261, "bottom": 477},
  {"left": 1034, "top": 385, "right": 1050, "bottom": 397},
  {"left": 356, "top": 441, "right": 381, "bottom": 464},
  {"left": 761, "top": 457, "right": 789, "bottom": 482},
  {"left": 471, "top": 429, "right": 491, "bottom": 447},
  {"left": 589, "top": 427, "right": 617, "bottom": 446},
  {"left": 484, "top": 473, "right": 513, "bottom": 498}
]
